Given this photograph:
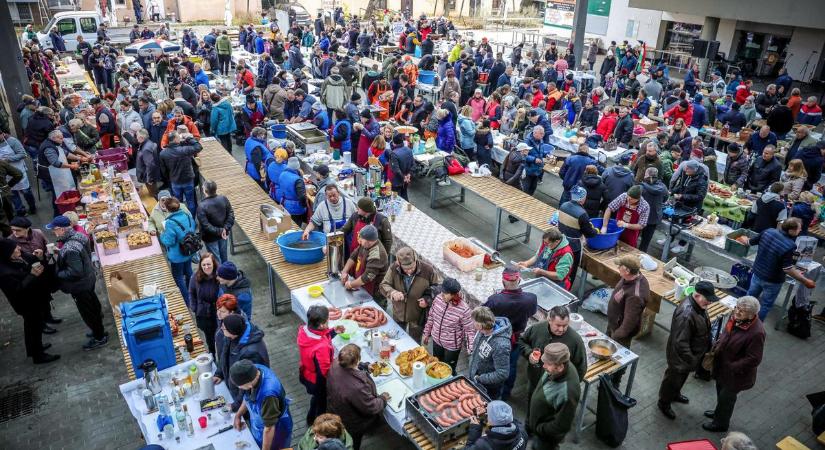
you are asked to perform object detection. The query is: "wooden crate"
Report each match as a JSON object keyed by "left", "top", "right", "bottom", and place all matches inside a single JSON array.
[{"left": 403, "top": 422, "right": 467, "bottom": 450}]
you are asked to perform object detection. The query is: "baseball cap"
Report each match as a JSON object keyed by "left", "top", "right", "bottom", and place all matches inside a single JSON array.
[
  {"left": 46, "top": 216, "right": 71, "bottom": 229},
  {"left": 694, "top": 281, "right": 719, "bottom": 302}
]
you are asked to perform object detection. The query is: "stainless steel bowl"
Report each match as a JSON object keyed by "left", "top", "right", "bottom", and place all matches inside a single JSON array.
[{"left": 588, "top": 338, "right": 617, "bottom": 361}]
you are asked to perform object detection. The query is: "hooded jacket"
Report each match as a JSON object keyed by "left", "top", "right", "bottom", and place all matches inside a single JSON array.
[
  {"left": 210, "top": 98, "right": 237, "bottom": 136},
  {"left": 219, "top": 271, "right": 253, "bottom": 317},
  {"left": 55, "top": 229, "right": 95, "bottom": 295},
  {"left": 214, "top": 321, "right": 270, "bottom": 403},
  {"left": 578, "top": 174, "right": 608, "bottom": 218},
  {"left": 745, "top": 156, "right": 781, "bottom": 193},
  {"left": 458, "top": 115, "right": 477, "bottom": 150},
  {"left": 751, "top": 192, "right": 787, "bottom": 233},
  {"left": 465, "top": 420, "right": 529, "bottom": 450},
  {"left": 666, "top": 297, "right": 711, "bottom": 373},
  {"left": 500, "top": 150, "right": 525, "bottom": 187},
  {"left": 640, "top": 179, "right": 668, "bottom": 225},
  {"left": 670, "top": 168, "right": 708, "bottom": 209},
  {"left": 297, "top": 325, "right": 334, "bottom": 386},
  {"left": 468, "top": 317, "right": 513, "bottom": 392},
  {"left": 159, "top": 209, "right": 197, "bottom": 264},
  {"left": 320, "top": 74, "right": 349, "bottom": 113},
  {"left": 436, "top": 116, "right": 456, "bottom": 152},
  {"left": 601, "top": 165, "right": 635, "bottom": 204},
  {"left": 527, "top": 362, "right": 580, "bottom": 449},
  {"left": 559, "top": 152, "right": 597, "bottom": 191},
  {"left": 722, "top": 151, "right": 749, "bottom": 187}
]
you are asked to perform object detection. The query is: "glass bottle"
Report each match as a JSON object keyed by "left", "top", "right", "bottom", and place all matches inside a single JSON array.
[
  {"left": 175, "top": 406, "right": 186, "bottom": 432},
  {"left": 183, "top": 405, "right": 195, "bottom": 437}
]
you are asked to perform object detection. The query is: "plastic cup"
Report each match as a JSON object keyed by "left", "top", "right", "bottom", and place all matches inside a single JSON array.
[{"left": 198, "top": 416, "right": 207, "bottom": 429}]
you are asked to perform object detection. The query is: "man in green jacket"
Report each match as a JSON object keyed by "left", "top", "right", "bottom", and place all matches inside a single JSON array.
[
  {"left": 216, "top": 30, "right": 233, "bottom": 76},
  {"left": 518, "top": 305, "right": 586, "bottom": 427},
  {"left": 528, "top": 343, "right": 581, "bottom": 450}
]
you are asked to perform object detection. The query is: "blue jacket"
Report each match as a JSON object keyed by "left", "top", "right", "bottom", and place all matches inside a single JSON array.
[
  {"left": 620, "top": 56, "right": 637, "bottom": 73},
  {"left": 243, "top": 100, "right": 265, "bottom": 121},
  {"left": 746, "top": 132, "right": 777, "bottom": 157},
  {"left": 210, "top": 99, "right": 237, "bottom": 136},
  {"left": 436, "top": 116, "right": 456, "bottom": 152},
  {"left": 726, "top": 77, "right": 742, "bottom": 94},
  {"left": 160, "top": 210, "right": 197, "bottom": 264},
  {"left": 691, "top": 101, "right": 707, "bottom": 127},
  {"left": 288, "top": 45, "right": 305, "bottom": 69},
  {"left": 496, "top": 72, "right": 511, "bottom": 88},
  {"left": 299, "top": 95, "right": 318, "bottom": 119},
  {"left": 266, "top": 160, "right": 287, "bottom": 198},
  {"left": 148, "top": 120, "right": 168, "bottom": 145},
  {"left": 389, "top": 145, "right": 414, "bottom": 188},
  {"left": 242, "top": 364, "right": 292, "bottom": 449},
  {"left": 244, "top": 136, "right": 273, "bottom": 182},
  {"left": 319, "top": 36, "right": 330, "bottom": 53},
  {"left": 311, "top": 109, "right": 330, "bottom": 130},
  {"left": 277, "top": 167, "right": 307, "bottom": 215},
  {"left": 559, "top": 153, "right": 597, "bottom": 190},
  {"left": 331, "top": 119, "right": 352, "bottom": 152},
  {"left": 258, "top": 60, "right": 276, "bottom": 86},
  {"left": 457, "top": 116, "right": 476, "bottom": 150},
  {"left": 774, "top": 74, "right": 793, "bottom": 96},
  {"left": 720, "top": 110, "right": 747, "bottom": 132},
  {"left": 523, "top": 135, "right": 545, "bottom": 177},
  {"left": 194, "top": 69, "right": 210, "bottom": 88},
  {"left": 683, "top": 70, "right": 697, "bottom": 92},
  {"left": 255, "top": 36, "right": 265, "bottom": 54},
  {"left": 631, "top": 98, "right": 651, "bottom": 118}
]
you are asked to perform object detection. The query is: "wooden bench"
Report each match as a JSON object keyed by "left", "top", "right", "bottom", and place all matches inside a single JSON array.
[{"left": 776, "top": 436, "right": 811, "bottom": 450}]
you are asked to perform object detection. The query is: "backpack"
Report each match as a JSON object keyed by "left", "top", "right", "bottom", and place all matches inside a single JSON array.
[{"left": 169, "top": 215, "right": 202, "bottom": 257}]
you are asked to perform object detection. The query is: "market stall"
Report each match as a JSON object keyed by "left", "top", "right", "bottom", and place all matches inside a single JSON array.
[{"left": 119, "top": 359, "right": 258, "bottom": 448}]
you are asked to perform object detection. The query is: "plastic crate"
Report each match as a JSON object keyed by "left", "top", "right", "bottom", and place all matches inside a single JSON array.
[
  {"left": 95, "top": 153, "right": 129, "bottom": 172},
  {"left": 55, "top": 190, "right": 81, "bottom": 214},
  {"left": 725, "top": 229, "right": 758, "bottom": 257},
  {"left": 667, "top": 439, "right": 718, "bottom": 450}
]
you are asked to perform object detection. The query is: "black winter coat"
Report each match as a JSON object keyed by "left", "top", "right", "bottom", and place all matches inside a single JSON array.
[
  {"left": 464, "top": 421, "right": 529, "bottom": 450},
  {"left": 613, "top": 115, "right": 634, "bottom": 144},
  {"left": 214, "top": 322, "right": 270, "bottom": 404},
  {"left": 666, "top": 297, "right": 711, "bottom": 373},
  {"left": 671, "top": 171, "right": 708, "bottom": 210},
  {"left": 578, "top": 174, "right": 607, "bottom": 218},
  {"left": 159, "top": 138, "right": 202, "bottom": 185},
  {"left": 24, "top": 111, "right": 55, "bottom": 148},
  {"left": 0, "top": 253, "right": 52, "bottom": 316},
  {"left": 197, "top": 195, "right": 235, "bottom": 243}
]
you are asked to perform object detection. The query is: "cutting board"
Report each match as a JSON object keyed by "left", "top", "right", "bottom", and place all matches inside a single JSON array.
[{"left": 376, "top": 378, "right": 413, "bottom": 413}]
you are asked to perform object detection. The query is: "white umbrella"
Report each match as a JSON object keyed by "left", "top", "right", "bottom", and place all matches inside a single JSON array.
[{"left": 124, "top": 39, "right": 182, "bottom": 57}]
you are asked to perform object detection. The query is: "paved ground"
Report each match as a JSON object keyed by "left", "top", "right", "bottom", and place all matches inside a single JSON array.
[{"left": 1, "top": 141, "right": 824, "bottom": 450}]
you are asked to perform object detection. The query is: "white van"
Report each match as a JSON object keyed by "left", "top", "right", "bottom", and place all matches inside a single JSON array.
[{"left": 37, "top": 11, "right": 162, "bottom": 52}]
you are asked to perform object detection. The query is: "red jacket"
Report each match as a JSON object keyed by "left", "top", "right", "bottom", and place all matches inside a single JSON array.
[
  {"left": 735, "top": 84, "right": 751, "bottom": 105},
  {"left": 596, "top": 113, "right": 618, "bottom": 139},
  {"left": 297, "top": 325, "right": 334, "bottom": 385},
  {"left": 664, "top": 104, "right": 694, "bottom": 127}
]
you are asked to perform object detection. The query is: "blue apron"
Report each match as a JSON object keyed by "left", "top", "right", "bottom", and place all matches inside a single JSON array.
[
  {"left": 244, "top": 364, "right": 293, "bottom": 449},
  {"left": 324, "top": 198, "right": 348, "bottom": 232}
]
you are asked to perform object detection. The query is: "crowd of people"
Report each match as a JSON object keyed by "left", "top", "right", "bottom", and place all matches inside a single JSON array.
[{"left": 4, "top": 8, "right": 821, "bottom": 450}]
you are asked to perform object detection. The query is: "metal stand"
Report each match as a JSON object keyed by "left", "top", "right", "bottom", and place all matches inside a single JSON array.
[
  {"left": 428, "top": 178, "right": 464, "bottom": 209},
  {"left": 492, "top": 208, "right": 531, "bottom": 250},
  {"left": 228, "top": 228, "right": 251, "bottom": 255}
]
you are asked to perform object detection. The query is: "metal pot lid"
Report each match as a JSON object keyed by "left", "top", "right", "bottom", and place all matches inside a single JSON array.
[{"left": 694, "top": 266, "right": 737, "bottom": 289}]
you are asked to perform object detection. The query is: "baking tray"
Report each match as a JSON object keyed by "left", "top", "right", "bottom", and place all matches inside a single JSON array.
[
  {"left": 520, "top": 277, "right": 578, "bottom": 311},
  {"left": 405, "top": 375, "right": 490, "bottom": 450}
]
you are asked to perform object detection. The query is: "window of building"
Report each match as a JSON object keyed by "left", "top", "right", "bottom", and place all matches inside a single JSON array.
[
  {"left": 13, "top": 3, "right": 34, "bottom": 22},
  {"left": 80, "top": 17, "right": 97, "bottom": 33},
  {"left": 56, "top": 18, "right": 77, "bottom": 35},
  {"left": 625, "top": 20, "right": 639, "bottom": 39}
]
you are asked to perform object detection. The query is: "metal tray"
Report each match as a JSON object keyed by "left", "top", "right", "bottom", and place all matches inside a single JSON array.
[
  {"left": 405, "top": 375, "right": 490, "bottom": 450},
  {"left": 520, "top": 277, "right": 578, "bottom": 311}
]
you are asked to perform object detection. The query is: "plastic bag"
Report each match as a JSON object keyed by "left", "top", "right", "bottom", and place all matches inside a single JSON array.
[{"left": 582, "top": 287, "right": 612, "bottom": 315}]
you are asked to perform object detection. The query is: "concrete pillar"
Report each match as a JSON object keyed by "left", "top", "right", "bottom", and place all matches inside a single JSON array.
[
  {"left": 698, "top": 16, "right": 719, "bottom": 79},
  {"left": 0, "top": 1, "right": 33, "bottom": 136},
  {"left": 571, "top": 0, "right": 588, "bottom": 70}
]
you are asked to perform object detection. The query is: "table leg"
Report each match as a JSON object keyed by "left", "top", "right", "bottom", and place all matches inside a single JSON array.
[
  {"left": 774, "top": 282, "right": 795, "bottom": 331},
  {"left": 573, "top": 381, "right": 592, "bottom": 443},
  {"left": 624, "top": 360, "right": 638, "bottom": 397},
  {"left": 685, "top": 240, "right": 696, "bottom": 262},
  {"left": 229, "top": 228, "right": 236, "bottom": 255},
  {"left": 459, "top": 186, "right": 465, "bottom": 203},
  {"left": 523, "top": 222, "right": 532, "bottom": 243},
  {"left": 494, "top": 208, "right": 503, "bottom": 250},
  {"left": 577, "top": 270, "right": 588, "bottom": 301},
  {"left": 268, "top": 264, "right": 276, "bottom": 315},
  {"left": 429, "top": 178, "right": 437, "bottom": 210},
  {"left": 661, "top": 234, "right": 671, "bottom": 261}
]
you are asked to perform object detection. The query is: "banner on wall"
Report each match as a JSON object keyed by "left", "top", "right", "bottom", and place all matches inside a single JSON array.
[{"left": 543, "top": 0, "right": 612, "bottom": 36}]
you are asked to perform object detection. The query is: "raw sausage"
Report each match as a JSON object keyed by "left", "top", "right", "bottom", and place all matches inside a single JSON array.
[
  {"left": 419, "top": 394, "right": 436, "bottom": 412},
  {"left": 456, "top": 399, "right": 471, "bottom": 417},
  {"left": 429, "top": 389, "right": 446, "bottom": 404},
  {"left": 435, "top": 402, "right": 451, "bottom": 412},
  {"left": 436, "top": 415, "right": 451, "bottom": 428}
]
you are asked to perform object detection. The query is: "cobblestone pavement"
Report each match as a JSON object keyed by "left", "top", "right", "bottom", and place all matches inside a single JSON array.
[{"left": 1, "top": 144, "right": 823, "bottom": 450}]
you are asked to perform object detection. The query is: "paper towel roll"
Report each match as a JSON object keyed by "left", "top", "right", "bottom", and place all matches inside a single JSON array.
[
  {"left": 195, "top": 354, "right": 213, "bottom": 377},
  {"left": 200, "top": 372, "right": 216, "bottom": 400},
  {"left": 412, "top": 361, "right": 426, "bottom": 389}
]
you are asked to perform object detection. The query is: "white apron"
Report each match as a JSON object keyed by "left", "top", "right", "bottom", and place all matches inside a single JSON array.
[{"left": 48, "top": 144, "right": 77, "bottom": 197}]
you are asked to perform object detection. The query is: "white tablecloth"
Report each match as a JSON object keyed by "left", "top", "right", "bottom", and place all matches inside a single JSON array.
[
  {"left": 119, "top": 360, "right": 258, "bottom": 449},
  {"left": 290, "top": 289, "right": 434, "bottom": 435}
]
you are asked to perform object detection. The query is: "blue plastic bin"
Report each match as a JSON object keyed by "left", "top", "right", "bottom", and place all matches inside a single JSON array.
[
  {"left": 418, "top": 70, "right": 436, "bottom": 85},
  {"left": 271, "top": 123, "right": 287, "bottom": 139},
  {"left": 276, "top": 231, "right": 327, "bottom": 264},
  {"left": 587, "top": 218, "right": 625, "bottom": 250}
]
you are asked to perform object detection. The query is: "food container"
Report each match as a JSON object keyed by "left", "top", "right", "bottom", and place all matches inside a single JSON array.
[
  {"left": 586, "top": 219, "right": 625, "bottom": 250},
  {"left": 425, "top": 362, "right": 452, "bottom": 386},
  {"left": 442, "top": 238, "right": 485, "bottom": 272},
  {"left": 725, "top": 229, "right": 757, "bottom": 257},
  {"left": 307, "top": 285, "right": 324, "bottom": 298},
  {"left": 588, "top": 338, "right": 617, "bottom": 361},
  {"left": 276, "top": 231, "right": 327, "bottom": 264},
  {"left": 405, "top": 375, "right": 491, "bottom": 450}
]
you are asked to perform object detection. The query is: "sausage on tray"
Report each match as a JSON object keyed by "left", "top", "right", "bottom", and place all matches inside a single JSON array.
[{"left": 419, "top": 394, "right": 436, "bottom": 412}]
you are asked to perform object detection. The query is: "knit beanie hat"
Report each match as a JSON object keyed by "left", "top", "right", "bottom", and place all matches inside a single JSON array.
[
  {"left": 359, "top": 224, "right": 379, "bottom": 241},
  {"left": 357, "top": 197, "right": 376, "bottom": 213},
  {"left": 217, "top": 261, "right": 239, "bottom": 280},
  {"left": 287, "top": 157, "right": 300, "bottom": 170},
  {"left": 0, "top": 238, "right": 17, "bottom": 261},
  {"left": 222, "top": 313, "right": 246, "bottom": 337},
  {"left": 570, "top": 186, "right": 587, "bottom": 202},
  {"left": 627, "top": 185, "right": 642, "bottom": 199},
  {"left": 317, "top": 439, "right": 347, "bottom": 450},
  {"left": 442, "top": 277, "right": 461, "bottom": 294},
  {"left": 9, "top": 216, "right": 32, "bottom": 228},
  {"left": 229, "top": 359, "right": 258, "bottom": 386},
  {"left": 486, "top": 400, "right": 513, "bottom": 427}
]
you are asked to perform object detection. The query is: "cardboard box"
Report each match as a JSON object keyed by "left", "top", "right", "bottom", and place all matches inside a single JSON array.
[
  {"left": 634, "top": 118, "right": 659, "bottom": 132},
  {"left": 260, "top": 205, "right": 294, "bottom": 240}
]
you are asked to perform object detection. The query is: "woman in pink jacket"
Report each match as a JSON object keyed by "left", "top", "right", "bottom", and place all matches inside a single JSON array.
[{"left": 422, "top": 278, "right": 476, "bottom": 374}]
